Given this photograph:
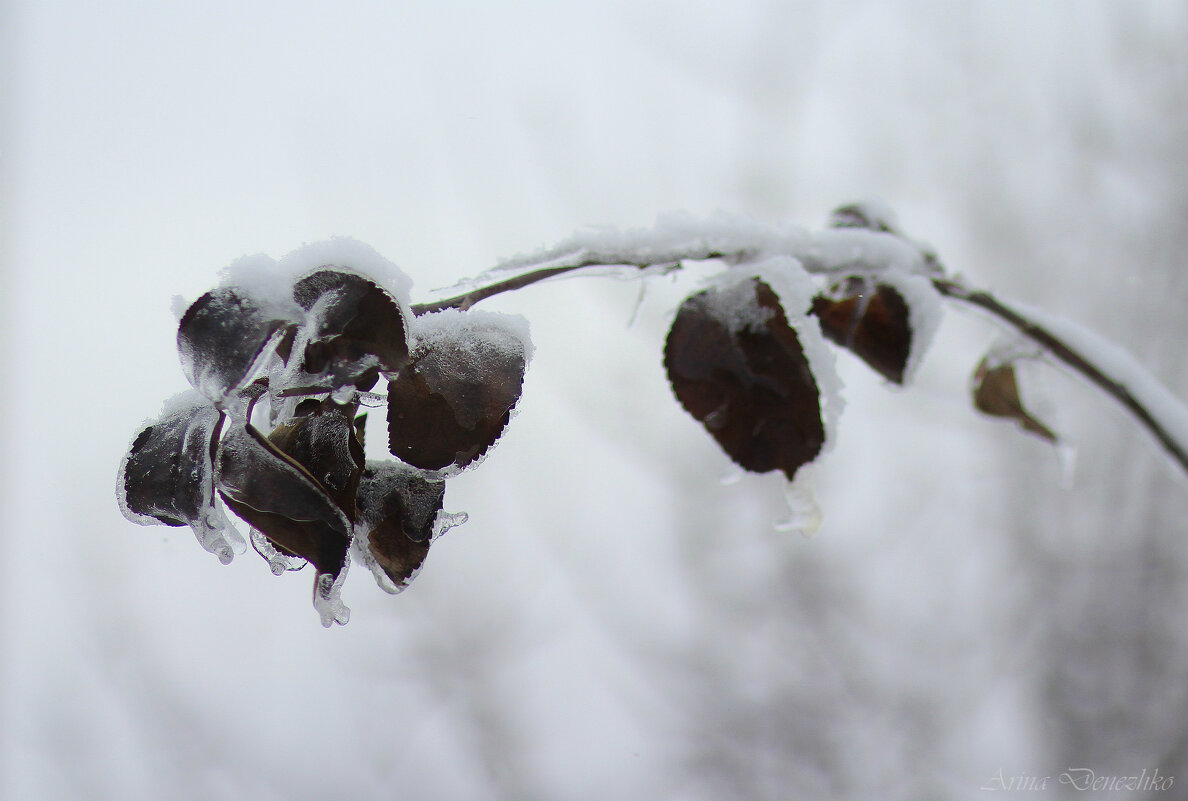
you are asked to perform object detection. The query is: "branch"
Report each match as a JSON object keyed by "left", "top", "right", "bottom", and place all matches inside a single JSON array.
[
  {"left": 933, "top": 278, "right": 1188, "bottom": 475},
  {"left": 412, "top": 219, "right": 1188, "bottom": 479}
]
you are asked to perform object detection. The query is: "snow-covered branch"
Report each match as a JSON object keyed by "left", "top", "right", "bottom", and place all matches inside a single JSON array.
[{"left": 117, "top": 204, "right": 1188, "bottom": 626}]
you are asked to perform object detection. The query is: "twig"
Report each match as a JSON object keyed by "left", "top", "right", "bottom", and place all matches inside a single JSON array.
[{"left": 933, "top": 277, "right": 1188, "bottom": 474}]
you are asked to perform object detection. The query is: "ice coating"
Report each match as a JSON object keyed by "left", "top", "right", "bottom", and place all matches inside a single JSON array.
[
  {"left": 432, "top": 509, "right": 469, "bottom": 540},
  {"left": 313, "top": 551, "right": 351, "bottom": 627},
  {"left": 354, "top": 461, "right": 446, "bottom": 593},
  {"left": 177, "top": 287, "right": 296, "bottom": 406},
  {"left": 775, "top": 465, "right": 824, "bottom": 536},
  {"left": 250, "top": 527, "right": 307, "bottom": 575},
  {"left": 215, "top": 423, "right": 353, "bottom": 578},
  {"left": 117, "top": 392, "right": 244, "bottom": 563}
]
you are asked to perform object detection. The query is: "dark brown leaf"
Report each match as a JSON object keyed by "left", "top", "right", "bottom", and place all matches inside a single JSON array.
[
  {"left": 215, "top": 423, "right": 352, "bottom": 578},
  {"left": 972, "top": 358, "right": 1058, "bottom": 443},
  {"left": 178, "top": 287, "right": 293, "bottom": 401},
  {"left": 267, "top": 398, "right": 365, "bottom": 520},
  {"left": 811, "top": 279, "right": 912, "bottom": 384},
  {"left": 293, "top": 269, "right": 409, "bottom": 387},
  {"left": 356, "top": 463, "right": 446, "bottom": 591},
  {"left": 664, "top": 277, "right": 825, "bottom": 481},
  {"left": 119, "top": 401, "right": 222, "bottom": 528},
  {"left": 387, "top": 316, "right": 527, "bottom": 471}
]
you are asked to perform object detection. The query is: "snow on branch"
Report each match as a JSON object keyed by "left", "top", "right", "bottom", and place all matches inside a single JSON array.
[{"left": 117, "top": 202, "right": 1188, "bottom": 625}]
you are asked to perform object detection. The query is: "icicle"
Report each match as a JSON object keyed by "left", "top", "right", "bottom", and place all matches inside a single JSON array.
[
  {"left": 719, "top": 464, "right": 745, "bottom": 486},
  {"left": 250, "top": 528, "right": 306, "bottom": 575},
  {"left": 432, "top": 509, "right": 469, "bottom": 541},
  {"left": 774, "top": 467, "right": 823, "bottom": 536},
  {"left": 1055, "top": 441, "right": 1078, "bottom": 490},
  {"left": 313, "top": 562, "right": 351, "bottom": 628}
]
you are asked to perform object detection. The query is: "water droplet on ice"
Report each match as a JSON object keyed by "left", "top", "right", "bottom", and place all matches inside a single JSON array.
[{"left": 774, "top": 467, "right": 822, "bottom": 536}]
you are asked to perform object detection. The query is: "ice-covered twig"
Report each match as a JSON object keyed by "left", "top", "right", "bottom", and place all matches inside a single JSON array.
[
  {"left": 934, "top": 277, "right": 1188, "bottom": 475},
  {"left": 413, "top": 214, "right": 932, "bottom": 315},
  {"left": 414, "top": 216, "right": 1188, "bottom": 480}
]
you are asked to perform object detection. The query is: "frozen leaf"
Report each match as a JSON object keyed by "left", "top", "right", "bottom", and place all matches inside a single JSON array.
[
  {"left": 215, "top": 423, "right": 352, "bottom": 581},
  {"left": 387, "top": 310, "right": 529, "bottom": 472},
  {"left": 811, "top": 278, "right": 912, "bottom": 384},
  {"left": 267, "top": 398, "right": 365, "bottom": 519},
  {"left": 117, "top": 395, "right": 242, "bottom": 563},
  {"left": 178, "top": 287, "right": 295, "bottom": 403},
  {"left": 354, "top": 462, "right": 446, "bottom": 592},
  {"left": 293, "top": 269, "right": 410, "bottom": 388},
  {"left": 664, "top": 276, "right": 826, "bottom": 481},
  {"left": 972, "top": 357, "right": 1058, "bottom": 443}
]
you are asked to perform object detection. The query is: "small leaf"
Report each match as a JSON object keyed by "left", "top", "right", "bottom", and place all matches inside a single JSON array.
[
  {"left": 355, "top": 462, "right": 446, "bottom": 592},
  {"left": 972, "top": 357, "right": 1058, "bottom": 443},
  {"left": 811, "top": 279, "right": 912, "bottom": 384},
  {"left": 387, "top": 312, "right": 528, "bottom": 471},
  {"left": 215, "top": 423, "right": 352, "bottom": 579},
  {"left": 178, "top": 287, "right": 294, "bottom": 403},
  {"left": 293, "top": 269, "right": 410, "bottom": 388},
  {"left": 117, "top": 396, "right": 240, "bottom": 563},
  {"left": 664, "top": 276, "right": 825, "bottom": 481}
]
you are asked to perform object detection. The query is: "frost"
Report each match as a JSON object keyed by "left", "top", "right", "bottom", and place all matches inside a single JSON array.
[{"left": 388, "top": 309, "right": 531, "bottom": 472}]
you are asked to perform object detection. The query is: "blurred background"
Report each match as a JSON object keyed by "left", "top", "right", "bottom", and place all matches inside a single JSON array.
[{"left": 4, "top": 1, "right": 1188, "bottom": 798}]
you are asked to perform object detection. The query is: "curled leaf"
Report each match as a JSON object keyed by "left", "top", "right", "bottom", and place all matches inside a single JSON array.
[
  {"left": 267, "top": 398, "right": 365, "bottom": 517},
  {"left": 664, "top": 276, "right": 825, "bottom": 481},
  {"left": 387, "top": 310, "right": 529, "bottom": 472},
  {"left": 293, "top": 269, "right": 410, "bottom": 388},
  {"left": 354, "top": 462, "right": 446, "bottom": 592},
  {"left": 178, "top": 287, "right": 294, "bottom": 403},
  {"left": 972, "top": 357, "right": 1058, "bottom": 443},
  {"left": 117, "top": 395, "right": 241, "bottom": 563},
  {"left": 811, "top": 278, "right": 912, "bottom": 384},
  {"left": 215, "top": 423, "right": 352, "bottom": 580}
]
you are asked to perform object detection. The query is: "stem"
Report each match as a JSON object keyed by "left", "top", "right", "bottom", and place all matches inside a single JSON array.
[
  {"left": 411, "top": 251, "right": 734, "bottom": 315},
  {"left": 933, "top": 277, "right": 1188, "bottom": 474},
  {"left": 409, "top": 231, "right": 1188, "bottom": 478}
]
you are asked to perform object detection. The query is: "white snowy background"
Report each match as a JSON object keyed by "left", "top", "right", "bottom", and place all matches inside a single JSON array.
[{"left": 4, "top": 2, "right": 1188, "bottom": 799}]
